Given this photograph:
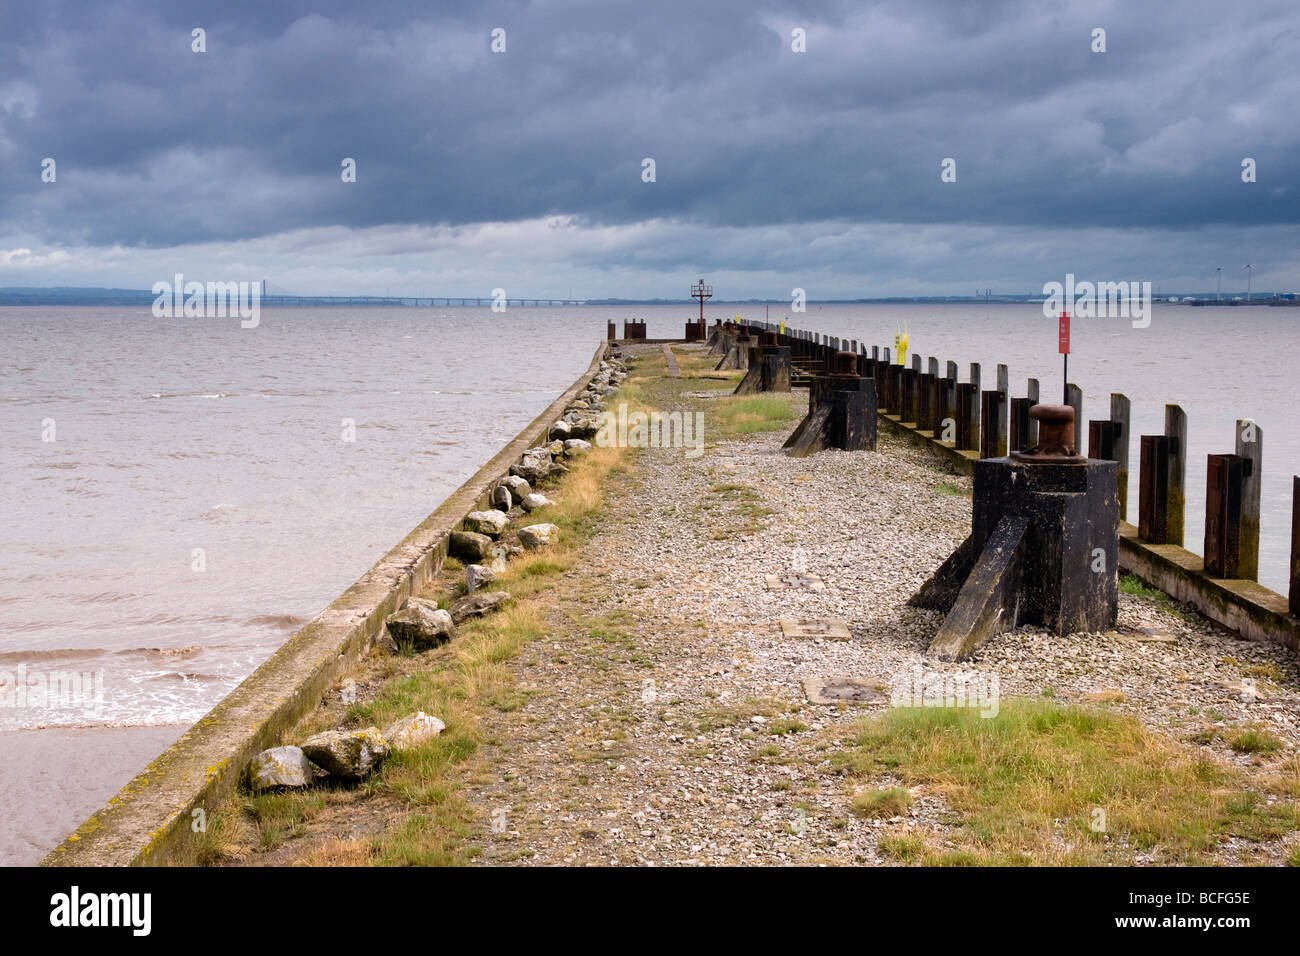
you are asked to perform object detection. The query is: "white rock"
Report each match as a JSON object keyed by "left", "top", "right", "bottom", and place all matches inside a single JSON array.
[
  {"left": 518, "top": 523, "right": 560, "bottom": 549},
  {"left": 464, "top": 510, "right": 509, "bottom": 537},
  {"left": 466, "top": 563, "right": 496, "bottom": 592},
  {"left": 300, "top": 727, "right": 390, "bottom": 779},
  {"left": 521, "top": 493, "right": 555, "bottom": 513},
  {"left": 502, "top": 475, "right": 533, "bottom": 500},
  {"left": 383, "top": 712, "right": 446, "bottom": 751},
  {"left": 385, "top": 598, "right": 456, "bottom": 649},
  {"left": 248, "top": 746, "right": 316, "bottom": 789}
]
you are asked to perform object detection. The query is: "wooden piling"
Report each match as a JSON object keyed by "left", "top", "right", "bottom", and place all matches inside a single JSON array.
[
  {"left": 1165, "top": 404, "right": 1187, "bottom": 548},
  {"left": 1110, "top": 393, "right": 1131, "bottom": 522},
  {"left": 1291, "top": 476, "right": 1300, "bottom": 616},
  {"left": 1205, "top": 453, "right": 1245, "bottom": 578},
  {"left": 1027, "top": 378, "right": 1040, "bottom": 446},
  {"left": 968, "top": 364, "right": 982, "bottom": 455},
  {"left": 1065, "top": 383, "right": 1083, "bottom": 453},
  {"left": 1009, "top": 397, "right": 1032, "bottom": 453},
  {"left": 1139, "top": 435, "right": 1171, "bottom": 544},
  {"left": 1235, "top": 419, "right": 1262, "bottom": 581}
]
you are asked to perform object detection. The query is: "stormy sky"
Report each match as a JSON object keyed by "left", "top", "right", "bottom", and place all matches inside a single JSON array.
[{"left": 1, "top": 0, "right": 1297, "bottom": 298}]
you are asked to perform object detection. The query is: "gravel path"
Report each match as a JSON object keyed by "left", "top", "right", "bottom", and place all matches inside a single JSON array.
[{"left": 467, "top": 344, "right": 1300, "bottom": 866}]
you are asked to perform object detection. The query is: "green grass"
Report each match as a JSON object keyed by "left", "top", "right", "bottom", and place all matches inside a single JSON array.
[
  {"left": 1118, "top": 573, "right": 1199, "bottom": 622},
  {"left": 934, "top": 481, "right": 969, "bottom": 497},
  {"left": 851, "top": 786, "right": 913, "bottom": 819},
  {"left": 1230, "top": 725, "right": 1284, "bottom": 754},
  {"left": 836, "top": 697, "right": 1300, "bottom": 864},
  {"left": 710, "top": 394, "right": 798, "bottom": 437}
]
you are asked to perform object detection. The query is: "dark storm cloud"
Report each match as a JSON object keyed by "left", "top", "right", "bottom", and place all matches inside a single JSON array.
[{"left": 1, "top": 0, "right": 1297, "bottom": 248}]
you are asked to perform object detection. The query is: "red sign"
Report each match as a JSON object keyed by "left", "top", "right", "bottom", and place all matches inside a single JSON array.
[{"left": 1058, "top": 311, "right": 1070, "bottom": 354}]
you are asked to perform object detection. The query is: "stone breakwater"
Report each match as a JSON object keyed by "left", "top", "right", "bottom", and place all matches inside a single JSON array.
[
  {"left": 43, "top": 341, "right": 617, "bottom": 866},
  {"left": 192, "top": 342, "right": 1298, "bottom": 866}
]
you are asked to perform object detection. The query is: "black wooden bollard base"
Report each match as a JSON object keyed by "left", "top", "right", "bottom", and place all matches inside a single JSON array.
[
  {"left": 715, "top": 333, "right": 753, "bottom": 370},
  {"left": 734, "top": 342, "right": 792, "bottom": 395},
  {"left": 784, "top": 371, "right": 877, "bottom": 457},
  {"left": 910, "top": 456, "right": 1119, "bottom": 660}
]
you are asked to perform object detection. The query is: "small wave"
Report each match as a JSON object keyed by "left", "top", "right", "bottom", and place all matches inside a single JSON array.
[
  {"left": 68, "top": 591, "right": 139, "bottom": 605},
  {"left": 140, "top": 671, "right": 224, "bottom": 684},
  {"left": 243, "top": 614, "right": 306, "bottom": 631},
  {"left": 0, "top": 647, "right": 108, "bottom": 664},
  {"left": 112, "top": 645, "right": 203, "bottom": 660}
]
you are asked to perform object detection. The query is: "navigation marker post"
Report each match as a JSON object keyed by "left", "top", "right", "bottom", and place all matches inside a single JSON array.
[{"left": 1058, "top": 311, "right": 1071, "bottom": 404}]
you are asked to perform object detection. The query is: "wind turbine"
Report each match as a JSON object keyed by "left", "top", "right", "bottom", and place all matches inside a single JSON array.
[{"left": 1243, "top": 264, "right": 1253, "bottom": 301}]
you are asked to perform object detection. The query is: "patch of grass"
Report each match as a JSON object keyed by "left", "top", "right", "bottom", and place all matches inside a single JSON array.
[
  {"left": 710, "top": 394, "right": 798, "bottom": 437},
  {"left": 1230, "top": 725, "right": 1284, "bottom": 754},
  {"left": 836, "top": 698, "right": 1300, "bottom": 864},
  {"left": 1119, "top": 573, "right": 1165, "bottom": 600},
  {"left": 934, "top": 481, "right": 969, "bottom": 497},
  {"left": 767, "top": 718, "right": 808, "bottom": 736},
  {"left": 1118, "top": 573, "right": 1199, "bottom": 622},
  {"left": 1243, "top": 663, "right": 1284, "bottom": 683},
  {"left": 851, "top": 786, "right": 913, "bottom": 819},
  {"left": 243, "top": 791, "right": 325, "bottom": 849},
  {"left": 878, "top": 833, "right": 926, "bottom": 862}
]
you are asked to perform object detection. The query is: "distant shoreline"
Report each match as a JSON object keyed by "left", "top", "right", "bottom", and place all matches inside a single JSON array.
[{"left": 3, "top": 290, "right": 1295, "bottom": 307}]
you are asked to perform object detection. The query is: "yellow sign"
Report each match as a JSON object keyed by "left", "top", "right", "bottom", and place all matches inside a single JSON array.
[{"left": 894, "top": 324, "right": 909, "bottom": 365}]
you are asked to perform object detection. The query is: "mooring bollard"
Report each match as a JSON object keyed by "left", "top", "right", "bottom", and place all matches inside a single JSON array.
[
  {"left": 910, "top": 404, "right": 1118, "bottom": 660},
  {"left": 623, "top": 319, "right": 647, "bottom": 340},
  {"left": 784, "top": 351, "right": 877, "bottom": 457},
  {"left": 733, "top": 331, "right": 792, "bottom": 395},
  {"left": 607, "top": 321, "right": 616, "bottom": 341}
]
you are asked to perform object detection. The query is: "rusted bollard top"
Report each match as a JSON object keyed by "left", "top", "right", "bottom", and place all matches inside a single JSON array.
[
  {"left": 832, "top": 350, "right": 858, "bottom": 377},
  {"left": 1010, "top": 403, "right": 1085, "bottom": 464}
]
